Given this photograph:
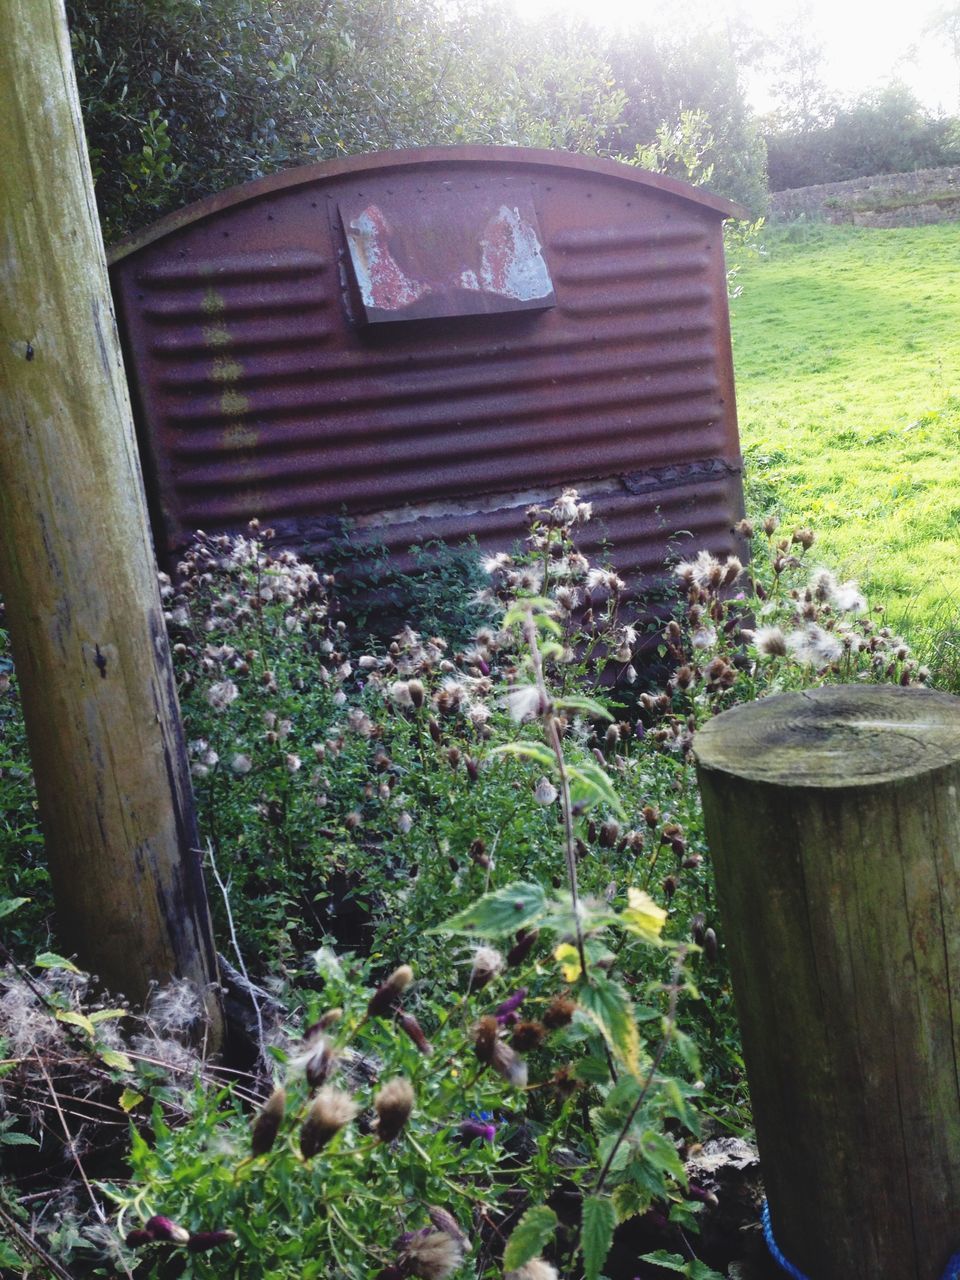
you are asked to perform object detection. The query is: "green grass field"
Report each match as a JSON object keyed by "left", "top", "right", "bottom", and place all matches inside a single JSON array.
[{"left": 731, "top": 221, "right": 960, "bottom": 648}]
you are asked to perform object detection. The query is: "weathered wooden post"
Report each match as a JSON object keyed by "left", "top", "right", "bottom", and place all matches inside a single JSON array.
[
  {"left": 694, "top": 684, "right": 960, "bottom": 1279},
  {"left": 0, "top": 0, "right": 222, "bottom": 1042}
]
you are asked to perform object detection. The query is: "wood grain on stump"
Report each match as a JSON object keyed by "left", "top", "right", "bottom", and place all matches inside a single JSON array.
[{"left": 695, "top": 685, "right": 960, "bottom": 1279}]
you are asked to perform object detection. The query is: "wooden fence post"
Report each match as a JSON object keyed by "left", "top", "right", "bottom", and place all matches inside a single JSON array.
[
  {"left": 694, "top": 684, "right": 960, "bottom": 1279},
  {"left": 0, "top": 0, "right": 222, "bottom": 1044}
]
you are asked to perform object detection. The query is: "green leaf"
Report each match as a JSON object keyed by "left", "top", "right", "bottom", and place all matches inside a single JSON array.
[
  {"left": 489, "top": 741, "right": 557, "bottom": 770},
  {"left": 620, "top": 888, "right": 667, "bottom": 945},
  {"left": 0, "top": 1130, "right": 40, "bottom": 1147},
  {"left": 612, "top": 1182, "right": 653, "bottom": 1224},
  {"left": 0, "top": 896, "right": 29, "bottom": 921},
  {"left": 35, "top": 951, "right": 80, "bottom": 973},
  {"left": 578, "top": 977, "right": 641, "bottom": 1076},
  {"left": 119, "top": 1088, "right": 144, "bottom": 1113},
  {"left": 430, "top": 881, "right": 548, "bottom": 937},
  {"left": 101, "top": 1048, "right": 134, "bottom": 1072},
  {"left": 555, "top": 695, "right": 614, "bottom": 720},
  {"left": 56, "top": 1009, "right": 95, "bottom": 1037},
  {"left": 574, "top": 1055, "right": 615, "bottom": 1084},
  {"left": 565, "top": 760, "right": 626, "bottom": 820},
  {"left": 639, "top": 1251, "right": 687, "bottom": 1273},
  {"left": 89, "top": 1009, "right": 127, "bottom": 1024},
  {"left": 581, "top": 1195, "right": 616, "bottom": 1280},
  {"left": 503, "top": 1205, "right": 557, "bottom": 1271},
  {"left": 0, "top": 1239, "right": 22, "bottom": 1267},
  {"left": 637, "top": 1129, "right": 687, "bottom": 1185}
]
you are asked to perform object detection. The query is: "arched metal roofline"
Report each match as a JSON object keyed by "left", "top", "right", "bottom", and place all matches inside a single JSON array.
[{"left": 108, "top": 145, "right": 748, "bottom": 263}]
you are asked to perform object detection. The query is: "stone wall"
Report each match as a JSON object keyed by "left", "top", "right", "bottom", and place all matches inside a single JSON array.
[{"left": 769, "top": 166, "right": 960, "bottom": 227}]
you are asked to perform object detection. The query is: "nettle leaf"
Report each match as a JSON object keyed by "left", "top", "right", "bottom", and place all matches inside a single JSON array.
[
  {"left": 1, "top": 1130, "right": 40, "bottom": 1147},
  {"left": 503, "top": 1204, "right": 558, "bottom": 1270},
  {"left": 581, "top": 1195, "right": 616, "bottom": 1280},
  {"left": 555, "top": 694, "right": 614, "bottom": 721},
  {"left": 56, "top": 1009, "right": 95, "bottom": 1038},
  {"left": 566, "top": 760, "right": 626, "bottom": 820},
  {"left": 638, "top": 1129, "right": 687, "bottom": 1186},
  {"left": 620, "top": 888, "right": 667, "bottom": 945},
  {"left": 578, "top": 977, "right": 641, "bottom": 1077},
  {"left": 431, "top": 882, "right": 548, "bottom": 938},
  {"left": 612, "top": 1182, "right": 653, "bottom": 1224},
  {"left": 489, "top": 741, "right": 556, "bottom": 770},
  {"left": 639, "top": 1254, "right": 725, "bottom": 1279},
  {"left": 0, "top": 896, "right": 29, "bottom": 921},
  {"left": 89, "top": 1009, "right": 127, "bottom": 1024},
  {"left": 35, "top": 951, "right": 81, "bottom": 974},
  {"left": 100, "top": 1048, "right": 134, "bottom": 1072},
  {"left": 639, "top": 1251, "right": 687, "bottom": 1273},
  {"left": 119, "top": 1088, "right": 144, "bottom": 1113}
]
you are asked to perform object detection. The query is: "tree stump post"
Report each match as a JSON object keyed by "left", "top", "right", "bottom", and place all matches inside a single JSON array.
[
  {"left": 694, "top": 685, "right": 960, "bottom": 1279},
  {"left": 0, "top": 0, "right": 222, "bottom": 1043}
]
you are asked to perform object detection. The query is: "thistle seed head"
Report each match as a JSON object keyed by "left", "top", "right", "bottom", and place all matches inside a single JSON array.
[
  {"left": 374, "top": 1077, "right": 415, "bottom": 1143},
  {"left": 300, "top": 1086, "right": 358, "bottom": 1159},
  {"left": 251, "top": 1086, "right": 286, "bottom": 1156}
]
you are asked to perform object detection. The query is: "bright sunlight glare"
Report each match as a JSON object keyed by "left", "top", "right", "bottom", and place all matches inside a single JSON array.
[{"left": 511, "top": 0, "right": 959, "bottom": 115}]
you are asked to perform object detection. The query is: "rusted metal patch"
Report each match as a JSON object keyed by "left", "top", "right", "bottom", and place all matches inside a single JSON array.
[{"left": 341, "top": 192, "right": 554, "bottom": 322}]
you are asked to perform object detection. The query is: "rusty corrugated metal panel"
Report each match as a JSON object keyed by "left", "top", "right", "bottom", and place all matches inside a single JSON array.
[{"left": 109, "top": 147, "right": 748, "bottom": 584}]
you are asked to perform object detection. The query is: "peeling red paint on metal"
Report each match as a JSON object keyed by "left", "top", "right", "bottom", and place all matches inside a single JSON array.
[
  {"left": 339, "top": 190, "right": 554, "bottom": 322},
  {"left": 345, "top": 204, "right": 431, "bottom": 312}
]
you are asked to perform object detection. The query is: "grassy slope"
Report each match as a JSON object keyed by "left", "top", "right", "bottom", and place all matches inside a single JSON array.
[{"left": 730, "top": 221, "right": 960, "bottom": 639}]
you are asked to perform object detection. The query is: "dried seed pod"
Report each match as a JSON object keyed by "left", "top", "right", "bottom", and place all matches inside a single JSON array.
[
  {"left": 427, "top": 1205, "right": 469, "bottom": 1248},
  {"left": 469, "top": 946, "right": 503, "bottom": 991},
  {"left": 187, "top": 1230, "right": 238, "bottom": 1252},
  {"left": 251, "top": 1086, "right": 286, "bottom": 1156},
  {"left": 303, "top": 1034, "right": 338, "bottom": 1088},
  {"left": 511, "top": 1020, "right": 546, "bottom": 1053},
  {"left": 144, "top": 1216, "right": 191, "bottom": 1245},
  {"left": 300, "top": 1087, "right": 358, "bottom": 1158},
  {"left": 542, "top": 996, "right": 576, "bottom": 1030},
  {"left": 368, "top": 965, "right": 414, "bottom": 1017},
  {"left": 473, "top": 1015, "right": 499, "bottom": 1065},
  {"left": 397, "top": 1011, "right": 433, "bottom": 1055},
  {"left": 374, "top": 1077, "right": 415, "bottom": 1143},
  {"left": 507, "top": 929, "right": 539, "bottom": 967}
]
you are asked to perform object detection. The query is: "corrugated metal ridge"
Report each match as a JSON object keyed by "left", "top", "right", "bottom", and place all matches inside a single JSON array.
[
  {"left": 108, "top": 147, "right": 746, "bottom": 263},
  {"left": 161, "top": 346, "right": 717, "bottom": 421},
  {"left": 157, "top": 333, "right": 717, "bottom": 393}
]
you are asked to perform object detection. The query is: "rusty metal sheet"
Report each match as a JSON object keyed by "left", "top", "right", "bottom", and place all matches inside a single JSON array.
[
  {"left": 341, "top": 191, "right": 554, "bottom": 322},
  {"left": 109, "top": 146, "right": 747, "bottom": 586}
]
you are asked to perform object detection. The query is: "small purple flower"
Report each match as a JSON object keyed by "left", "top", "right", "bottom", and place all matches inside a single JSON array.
[
  {"left": 459, "top": 1118, "right": 496, "bottom": 1143},
  {"left": 495, "top": 988, "right": 527, "bottom": 1022}
]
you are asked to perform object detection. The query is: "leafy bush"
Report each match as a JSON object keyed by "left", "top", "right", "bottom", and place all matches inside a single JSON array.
[{"left": 0, "top": 493, "right": 922, "bottom": 1277}]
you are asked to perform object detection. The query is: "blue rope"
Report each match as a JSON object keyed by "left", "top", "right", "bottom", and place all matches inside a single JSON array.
[
  {"left": 761, "top": 1199, "right": 960, "bottom": 1280},
  {"left": 760, "top": 1201, "right": 810, "bottom": 1280}
]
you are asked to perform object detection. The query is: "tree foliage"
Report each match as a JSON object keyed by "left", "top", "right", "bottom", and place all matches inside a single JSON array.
[
  {"left": 67, "top": 0, "right": 626, "bottom": 241},
  {"left": 599, "top": 18, "right": 769, "bottom": 212},
  {"left": 765, "top": 83, "right": 960, "bottom": 190}
]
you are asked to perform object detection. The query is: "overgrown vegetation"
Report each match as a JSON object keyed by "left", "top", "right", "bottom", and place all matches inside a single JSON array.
[
  {"left": 0, "top": 492, "right": 923, "bottom": 1277},
  {"left": 732, "top": 219, "right": 960, "bottom": 659}
]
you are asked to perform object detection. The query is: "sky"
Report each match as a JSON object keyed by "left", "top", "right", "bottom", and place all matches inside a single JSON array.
[{"left": 512, "top": 0, "right": 960, "bottom": 116}]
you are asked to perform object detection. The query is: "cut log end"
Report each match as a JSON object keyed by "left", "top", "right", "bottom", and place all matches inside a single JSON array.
[{"left": 693, "top": 685, "right": 960, "bottom": 788}]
